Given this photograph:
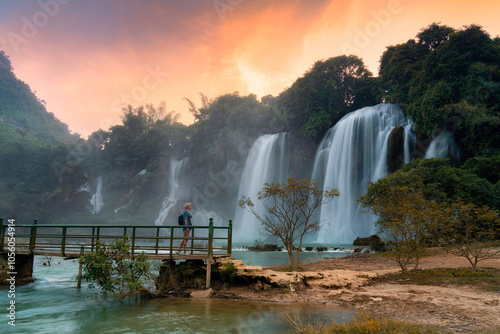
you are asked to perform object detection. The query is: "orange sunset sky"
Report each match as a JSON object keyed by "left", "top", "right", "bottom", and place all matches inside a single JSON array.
[{"left": 1, "top": 0, "right": 500, "bottom": 137}]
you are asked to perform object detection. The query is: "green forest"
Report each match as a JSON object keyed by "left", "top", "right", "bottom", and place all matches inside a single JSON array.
[{"left": 0, "top": 23, "right": 499, "bottom": 226}]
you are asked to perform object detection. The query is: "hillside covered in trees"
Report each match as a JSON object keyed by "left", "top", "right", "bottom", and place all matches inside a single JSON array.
[
  {"left": 0, "top": 50, "right": 82, "bottom": 221},
  {"left": 0, "top": 23, "right": 499, "bottom": 227}
]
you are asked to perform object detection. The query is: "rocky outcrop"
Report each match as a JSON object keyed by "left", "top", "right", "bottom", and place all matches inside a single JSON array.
[
  {"left": 216, "top": 258, "right": 397, "bottom": 291},
  {"left": 190, "top": 288, "right": 214, "bottom": 298}
]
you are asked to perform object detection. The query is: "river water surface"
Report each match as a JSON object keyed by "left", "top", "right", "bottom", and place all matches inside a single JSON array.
[{"left": 1, "top": 250, "right": 354, "bottom": 333}]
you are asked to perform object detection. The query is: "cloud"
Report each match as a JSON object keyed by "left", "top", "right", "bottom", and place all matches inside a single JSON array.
[{"left": 1, "top": 0, "right": 500, "bottom": 136}]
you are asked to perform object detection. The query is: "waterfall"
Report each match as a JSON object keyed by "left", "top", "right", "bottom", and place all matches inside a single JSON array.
[
  {"left": 89, "top": 176, "right": 103, "bottom": 214},
  {"left": 233, "top": 133, "right": 289, "bottom": 244},
  {"left": 311, "top": 103, "right": 411, "bottom": 244},
  {"left": 424, "top": 130, "right": 461, "bottom": 162},
  {"left": 404, "top": 122, "right": 416, "bottom": 163},
  {"left": 154, "top": 159, "right": 186, "bottom": 226}
]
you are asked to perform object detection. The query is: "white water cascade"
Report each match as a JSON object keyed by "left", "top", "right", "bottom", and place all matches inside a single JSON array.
[
  {"left": 424, "top": 130, "right": 461, "bottom": 161},
  {"left": 233, "top": 133, "right": 289, "bottom": 244},
  {"left": 154, "top": 159, "right": 186, "bottom": 226},
  {"left": 89, "top": 176, "right": 103, "bottom": 214},
  {"left": 311, "top": 103, "right": 412, "bottom": 244}
]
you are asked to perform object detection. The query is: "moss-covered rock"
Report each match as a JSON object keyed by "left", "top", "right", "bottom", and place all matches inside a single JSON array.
[{"left": 387, "top": 125, "right": 405, "bottom": 173}]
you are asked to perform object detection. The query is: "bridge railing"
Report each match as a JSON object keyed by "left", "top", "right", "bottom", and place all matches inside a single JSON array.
[{"left": 0, "top": 218, "right": 232, "bottom": 260}]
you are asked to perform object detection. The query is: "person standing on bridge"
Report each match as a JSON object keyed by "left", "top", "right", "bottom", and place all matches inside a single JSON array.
[{"left": 177, "top": 202, "right": 192, "bottom": 255}]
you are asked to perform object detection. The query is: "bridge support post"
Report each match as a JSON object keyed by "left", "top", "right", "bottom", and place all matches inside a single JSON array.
[
  {"left": 0, "top": 252, "right": 34, "bottom": 284},
  {"left": 77, "top": 246, "right": 84, "bottom": 289},
  {"left": 29, "top": 219, "right": 37, "bottom": 255},
  {"left": 206, "top": 219, "right": 214, "bottom": 288}
]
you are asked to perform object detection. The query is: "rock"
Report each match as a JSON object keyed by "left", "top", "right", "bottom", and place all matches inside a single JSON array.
[
  {"left": 242, "top": 266, "right": 263, "bottom": 272},
  {"left": 387, "top": 125, "right": 405, "bottom": 173},
  {"left": 319, "top": 281, "right": 348, "bottom": 289},
  {"left": 253, "top": 281, "right": 271, "bottom": 291},
  {"left": 353, "top": 235, "right": 375, "bottom": 246},
  {"left": 218, "top": 259, "right": 245, "bottom": 270},
  {"left": 254, "top": 281, "right": 264, "bottom": 291},
  {"left": 262, "top": 282, "right": 272, "bottom": 291},
  {"left": 276, "top": 279, "right": 290, "bottom": 288},
  {"left": 190, "top": 288, "right": 214, "bottom": 298},
  {"left": 248, "top": 244, "right": 283, "bottom": 251},
  {"left": 350, "top": 282, "right": 360, "bottom": 290},
  {"left": 230, "top": 259, "right": 244, "bottom": 267},
  {"left": 327, "top": 289, "right": 345, "bottom": 297}
]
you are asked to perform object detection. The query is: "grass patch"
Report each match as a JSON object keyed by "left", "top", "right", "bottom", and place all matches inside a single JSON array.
[
  {"left": 376, "top": 267, "right": 500, "bottom": 292},
  {"left": 374, "top": 247, "right": 444, "bottom": 258},
  {"left": 289, "top": 308, "right": 451, "bottom": 333}
]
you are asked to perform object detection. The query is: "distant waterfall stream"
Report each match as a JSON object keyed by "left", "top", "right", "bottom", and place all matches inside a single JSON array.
[
  {"left": 154, "top": 159, "right": 186, "bottom": 227},
  {"left": 424, "top": 130, "right": 461, "bottom": 162},
  {"left": 89, "top": 176, "right": 103, "bottom": 214}
]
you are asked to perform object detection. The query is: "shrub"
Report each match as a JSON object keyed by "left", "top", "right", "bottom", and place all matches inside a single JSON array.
[
  {"left": 370, "top": 235, "right": 387, "bottom": 252},
  {"left": 78, "top": 236, "right": 154, "bottom": 300}
]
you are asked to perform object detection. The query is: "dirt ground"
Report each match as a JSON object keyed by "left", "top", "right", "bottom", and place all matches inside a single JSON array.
[{"left": 219, "top": 252, "right": 500, "bottom": 333}]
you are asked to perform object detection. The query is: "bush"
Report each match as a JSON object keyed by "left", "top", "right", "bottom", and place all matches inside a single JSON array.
[
  {"left": 214, "top": 262, "right": 237, "bottom": 284},
  {"left": 370, "top": 235, "right": 387, "bottom": 252},
  {"left": 78, "top": 236, "right": 154, "bottom": 300}
]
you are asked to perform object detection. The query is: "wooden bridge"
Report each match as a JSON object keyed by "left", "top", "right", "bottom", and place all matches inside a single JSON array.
[{"left": 0, "top": 218, "right": 233, "bottom": 288}]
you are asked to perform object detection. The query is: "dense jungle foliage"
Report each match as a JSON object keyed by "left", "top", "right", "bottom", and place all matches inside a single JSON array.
[{"left": 0, "top": 23, "right": 499, "bottom": 225}]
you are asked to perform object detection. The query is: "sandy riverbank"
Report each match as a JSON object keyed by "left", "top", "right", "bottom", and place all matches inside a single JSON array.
[{"left": 212, "top": 252, "right": 500, "bottom": 333}]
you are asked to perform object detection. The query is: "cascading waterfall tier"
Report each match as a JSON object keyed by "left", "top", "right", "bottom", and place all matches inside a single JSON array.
[
  {"left": 233, "top": 133, "right": 289, "bottom": 244},
  {"left": 89, "top": 176, "right": 103, "bottom": 214},
  {"left": 154, "top": 159, "right": 186, "bottom": 226},
  {"left": 311, "top": 103, "right": 412, "bottom": 244},
  {"left": 424, "top": 130, "right": 461, "bottom": 163}
]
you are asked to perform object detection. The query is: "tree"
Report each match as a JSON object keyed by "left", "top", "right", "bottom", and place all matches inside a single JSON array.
[
  {"left": 460, "top": 155, "right": 500, "bottom": 184},
  {"left": 416, "top": 22, "right": 455, "bottom": 51},
  {"left": 379, "top": 24, "right": 500, "bottom": 157},
  {"left": 359, "top": 186, "right": 443, "bottom": 271},
  {"left": 238, "top": 177, "right": 339, "bottom": 269},
  {"left": 360, "top": 158, "right": 497, "bottom": 210},
  {"left": 78, "top": 236, "right": 154, "bottom": 300},
  {"left": 437, "top": 201, "right": 500, "bottom": 270},
  {"left": 277, "top": 55, "right": 378, "bottom": 142}
]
